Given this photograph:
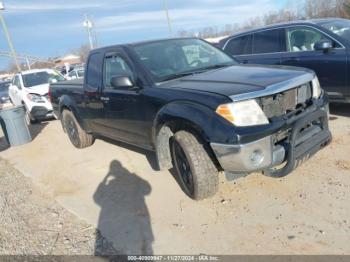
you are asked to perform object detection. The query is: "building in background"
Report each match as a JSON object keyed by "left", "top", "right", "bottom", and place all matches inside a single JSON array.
[{"left": 54, "top": 54, "right": 81, "bottom": 68}]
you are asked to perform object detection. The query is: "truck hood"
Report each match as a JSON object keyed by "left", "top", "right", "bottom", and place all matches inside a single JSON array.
[
  {"left": 161, "top": 64, "right": 314, "bottom": 100},
  {"left": 25, "top": 83, "right": 49, "bottom": 96}
]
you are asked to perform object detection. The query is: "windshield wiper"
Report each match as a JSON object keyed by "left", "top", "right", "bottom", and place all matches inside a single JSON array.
[
  {"left": 160, "top": 72, "right": 195, "bottom": 82},
  {"left": 160, "top": 63, "right": 232, "bottom": 82},
  {"left": 196, "top": 63, "right": 232, "bottom": 72}
]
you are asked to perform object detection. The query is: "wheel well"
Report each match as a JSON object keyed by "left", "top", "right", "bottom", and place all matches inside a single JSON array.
[{"left": 155, "top": 119, "right": 222, "bottom": 171}]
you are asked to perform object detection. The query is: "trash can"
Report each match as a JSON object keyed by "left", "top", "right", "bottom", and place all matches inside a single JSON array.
[{"left": 0, "top": 105, "right": 32, "bottom": 146}]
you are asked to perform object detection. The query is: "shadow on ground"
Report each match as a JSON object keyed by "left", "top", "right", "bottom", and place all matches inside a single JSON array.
[
  {"left": 330, "top": 103, "right": 350, "bottom": 118},
  {"left": 99, "top": 136, "right": 159, "bottom": 171},
  {"left": 0, "top": 122, "right": 48, "bottom": 152},
  {"left": 93, "top": 160, "right": 154, "bottom": 256},
  {"left": 29, "top": 122, "right": 49, "bottom": 140}
]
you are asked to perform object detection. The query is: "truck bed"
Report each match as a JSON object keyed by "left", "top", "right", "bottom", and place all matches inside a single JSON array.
[{"left": 52, "top": 78, "right": 83, "bottom": 87}]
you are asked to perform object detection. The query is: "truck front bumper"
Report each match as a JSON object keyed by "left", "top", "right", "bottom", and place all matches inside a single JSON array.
[{"left": 210, "top": 106, "right": 331, "bottom": 177}]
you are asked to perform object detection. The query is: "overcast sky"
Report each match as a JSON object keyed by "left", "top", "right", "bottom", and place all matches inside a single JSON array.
[{"left": 0, "top": 0, "right": 288, "bottom": 70}]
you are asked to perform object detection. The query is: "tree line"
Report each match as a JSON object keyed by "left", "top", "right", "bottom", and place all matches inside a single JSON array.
[{"left": 178, "top": 0, "right": 350, "bottom": 38}]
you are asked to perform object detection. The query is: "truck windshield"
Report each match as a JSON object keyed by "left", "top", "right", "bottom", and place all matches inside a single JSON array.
[
  {"left": 319, "top": 19, "right": 350, "bottom": 42},
  {"left": 22, "top": 71, "right": 65, "bottom": 88},
  {"left": 132, "top": 38, "right": 236, "bottom": 82}
]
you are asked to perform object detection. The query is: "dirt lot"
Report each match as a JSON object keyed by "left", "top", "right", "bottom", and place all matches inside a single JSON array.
[
  {"left": 0, "top": 104, "right": 349, "bottom": 255},
  {"left": 0, "top": 158, "right": 117, "bottom": 255}
]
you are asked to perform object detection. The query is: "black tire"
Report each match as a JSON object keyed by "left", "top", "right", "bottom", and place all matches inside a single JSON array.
[
  {"left": 171, "top": 130, "right": 219, "bottom": 200},
  {"left": 62, "top": 110, "right": 94, "bottom": 149}
]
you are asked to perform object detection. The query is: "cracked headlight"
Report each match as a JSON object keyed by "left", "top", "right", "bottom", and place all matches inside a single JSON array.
[
  {"left": 216, "top": 99, "right": 269, "bottom": 127},
  {"left": 27, "top": 93, "right": 45, "bottom": 103}
]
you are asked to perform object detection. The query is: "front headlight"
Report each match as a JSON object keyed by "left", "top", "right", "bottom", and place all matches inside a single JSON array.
[
  {"left": 216, "top": 99, "right": 269, "bottom": 126},
  {"left": 312, "top": 76, "right": 322, "bottom": 98},
  {"left": 27, "top": 93, "right": 45, "bottom": 103}
]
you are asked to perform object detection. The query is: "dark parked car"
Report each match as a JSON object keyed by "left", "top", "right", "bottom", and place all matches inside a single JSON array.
[
  {"left": 219, "top": 18, "right": 350, "bottom": 103},
  {"left": 50, "top": 38, "right": 331, "bottom": 200},
  {"left": 0, "top": 81, "right": 11, "bottom": 104}
]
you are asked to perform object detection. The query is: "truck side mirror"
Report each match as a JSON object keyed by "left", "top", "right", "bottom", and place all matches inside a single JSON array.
[
  {"left": 110, "top": 75, "right": 134, "bottom": 89},
  {"left": 314, "top": 40, "right": 333, "bottom": 52}
]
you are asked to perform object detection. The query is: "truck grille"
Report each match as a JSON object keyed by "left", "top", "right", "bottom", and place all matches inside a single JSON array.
[{"left": 259, "top": 83, "right": 312, "bottom": 119}]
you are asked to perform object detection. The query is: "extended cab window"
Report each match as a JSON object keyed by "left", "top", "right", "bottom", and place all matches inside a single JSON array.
[
  {"left": 103, "top": 55, "right": 133, "bottom": 88},
  {"left": 253, "top": 29, "right": 283, "bottom": 54},
  {"left": 86, "top": 53, "right": 102, "bottom": 89},
  {"left": 286, "top": 26, "right": 341, "bottom": 52},
  {"left": 224, "top": 35, "right": 252, "bottom": 56}
]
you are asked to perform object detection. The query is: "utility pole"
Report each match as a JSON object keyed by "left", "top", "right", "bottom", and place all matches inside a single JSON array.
[
  {"left": 163, "top": 0, "right": 173, "bottom": 37},
  {"left": 25, "top": 56, "right": 31, "bottom": 70},
  {"left": 0, "top": 2, "right": 20, "bottom": 71},
  {"left": 83, "top": 14, "right": 95, "bottom": 50}
]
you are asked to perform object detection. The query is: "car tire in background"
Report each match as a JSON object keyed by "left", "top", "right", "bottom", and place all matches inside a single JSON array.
[
  {"left": 23, "top": 105, "right": 37, "bottom": 125},
  {"left": 171, "top": 130, "right": 219, "bottom": 200},
  {"left": 61, "top": 109, "right": 94, "bottom": 149}
]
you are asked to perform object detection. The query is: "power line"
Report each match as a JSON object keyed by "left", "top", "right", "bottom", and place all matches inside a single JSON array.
[{"left": 0, "top": 51, "right": 54, "bottom": 70}]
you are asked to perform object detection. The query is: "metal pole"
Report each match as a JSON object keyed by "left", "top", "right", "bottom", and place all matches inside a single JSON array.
[
  {"left": 84, "top": 14, "right": 94, "bottom": 49},
  {"left": 25, "top": 56, "right": 31, "bottom": 70},
  {"left": 87, "top": 26, "right": 93, "bottom": 49},
  {"left": 163, "top": 0, "right": 173, "bottom": 37},
  {"left": 0, "top": 12, "right": 20, "bottom": 71}
]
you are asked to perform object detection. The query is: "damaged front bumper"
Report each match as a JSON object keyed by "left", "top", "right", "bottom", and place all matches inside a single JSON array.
[{"left": 210, "top": 104, "right": 331, "bottom": 178}]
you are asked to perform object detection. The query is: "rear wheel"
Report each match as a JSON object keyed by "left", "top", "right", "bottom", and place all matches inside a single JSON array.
[
  {"left": 62, "top": 110, "right": 94, "bottom": 148},
  {"left": 171, "top": 130, "right": 219, "bottom": 200}
]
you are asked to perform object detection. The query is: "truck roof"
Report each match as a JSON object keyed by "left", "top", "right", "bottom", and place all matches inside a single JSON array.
[{"left": 90, "top": 37, "right": 200, "bottom": 53}]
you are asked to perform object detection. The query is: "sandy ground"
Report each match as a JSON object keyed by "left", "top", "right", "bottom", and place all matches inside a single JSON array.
[
  {"left": 0, "top": 104, "right": 349, "bottom": 255},
  {"left": 0, "top": 158, "right": 117, "bottom": 256}
]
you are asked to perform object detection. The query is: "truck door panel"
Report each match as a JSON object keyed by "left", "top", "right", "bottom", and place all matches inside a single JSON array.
[
  {"left": 100, "top": 52, "right": 151, "bottom": 147},
  {"left": 82, "top": 52, "right": 105, "bottom": 133}
]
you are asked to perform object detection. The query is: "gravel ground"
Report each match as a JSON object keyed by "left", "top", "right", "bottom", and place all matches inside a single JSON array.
[{"left": 0, "top": 158, "right": 117, "bottom": 256}]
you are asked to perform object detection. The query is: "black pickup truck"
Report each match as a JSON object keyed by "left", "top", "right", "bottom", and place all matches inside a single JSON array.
[{"left": 50, "top": 38, "right": 331, "bottom": 200}]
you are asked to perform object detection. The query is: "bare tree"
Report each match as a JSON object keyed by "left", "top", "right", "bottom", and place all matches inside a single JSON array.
[
  {"left": 71, "top": 44, "right": 90, "bottom": 64},
  {"left": 177, "top": 0, "right": 350, "bottom": 39}
]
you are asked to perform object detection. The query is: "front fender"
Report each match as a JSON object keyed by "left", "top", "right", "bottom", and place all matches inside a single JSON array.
[{"left": 153, "top": 101, "right": 237, "bottom": 145}]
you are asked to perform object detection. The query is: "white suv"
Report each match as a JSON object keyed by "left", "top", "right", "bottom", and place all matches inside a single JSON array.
[{"left": 9, "top": 69, "right": 65, "bottom": 124}]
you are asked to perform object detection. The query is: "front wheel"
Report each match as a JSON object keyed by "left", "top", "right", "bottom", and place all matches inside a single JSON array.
[
  {"left": 62, "top": 110, "right": 94, "bottom": 149},
  {"left": 171, "top": 130, "right": 219, "bottom": 200}
]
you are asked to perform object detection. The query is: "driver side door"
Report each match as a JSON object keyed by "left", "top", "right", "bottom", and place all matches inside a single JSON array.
[
  {"left": 100, "top": 51, "right": 150, "bottom": 148},
  {"left": 280, "top": 26, "right": 347, "bottom": 98}
]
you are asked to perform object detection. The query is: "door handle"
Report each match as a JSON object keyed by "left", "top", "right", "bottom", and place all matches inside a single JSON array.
[
  {"left": 100, "top": 96, "right": 110, "bottom": 102},
  {"left": 242, "top": 60, "right": 249, "bottom": 64}
]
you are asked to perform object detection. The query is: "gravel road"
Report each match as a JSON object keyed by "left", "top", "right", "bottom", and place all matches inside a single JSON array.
[{"left": 0, "top": 158, "right": 117, "bottom": 256}]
